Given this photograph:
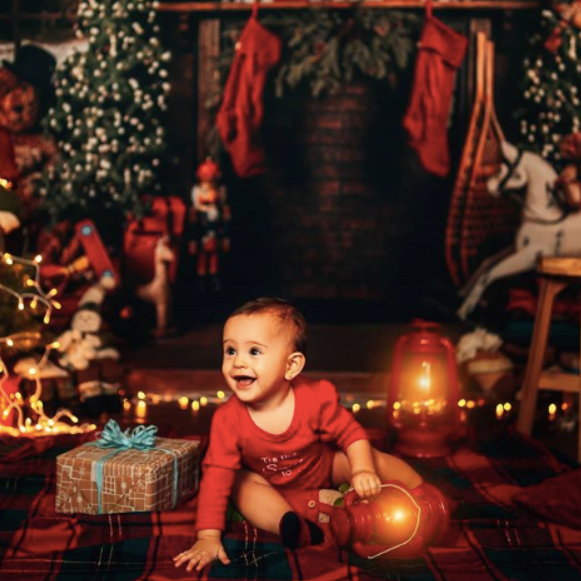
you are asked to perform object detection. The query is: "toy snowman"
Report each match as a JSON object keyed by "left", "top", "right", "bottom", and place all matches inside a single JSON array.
[{"left": 56, "top": 276, "right": 121, "bottom": 416}]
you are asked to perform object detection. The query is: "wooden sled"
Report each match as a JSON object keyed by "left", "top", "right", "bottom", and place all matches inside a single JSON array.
[{"left": 445, "top": 34, "right": 519, "bottom": 287}]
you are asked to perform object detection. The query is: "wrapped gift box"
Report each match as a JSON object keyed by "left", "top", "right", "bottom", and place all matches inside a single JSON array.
[{"left": 56, "top": 431, "right": 200, "bottom": 514}]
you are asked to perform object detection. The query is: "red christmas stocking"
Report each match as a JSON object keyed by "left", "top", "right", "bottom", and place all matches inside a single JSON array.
[
  {"left": 402, "top": 1, "right": 467, "bottom": 177},
  {"left": 217, "top": 4, "right": 281, "bottom": 178}
]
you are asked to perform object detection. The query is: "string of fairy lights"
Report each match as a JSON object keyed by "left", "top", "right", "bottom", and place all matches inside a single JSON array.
[
  {"left": 122, "top": 389, "right": 571, "bottom": 428},
  {"left": 0, "top": 253, "right": 61, "bottom": 323},
  {"left": 0, "top": 252, "right": 96, "bottom": 437},
  {"left": 121, "top": 389, "right": 524, "bottom": 424}
]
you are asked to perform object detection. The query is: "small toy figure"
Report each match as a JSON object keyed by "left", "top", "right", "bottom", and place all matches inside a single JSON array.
[
  {"left": 188, "top": 158, "right": 230, "bottom": 291},
  {"left": 136, "top": 234, "right": 175, "bottom": 338},
  {"left": 56, "top": 276, "right": 121, "bottom": 416}
]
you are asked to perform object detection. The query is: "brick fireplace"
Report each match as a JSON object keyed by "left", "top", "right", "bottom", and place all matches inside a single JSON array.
[
  {"left": 222, "top": 78, "right": 455, "bottom": 317},
  {"left": 161, "top": 10, "right": 530, "bottom": 321}
]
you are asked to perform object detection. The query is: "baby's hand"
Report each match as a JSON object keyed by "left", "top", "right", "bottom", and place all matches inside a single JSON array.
[
  {"left": 173, "top": 536, "right": 230, "bottom": 572},
  {"left": 351, "top": 469, "right": 382, "bottom": 499}
]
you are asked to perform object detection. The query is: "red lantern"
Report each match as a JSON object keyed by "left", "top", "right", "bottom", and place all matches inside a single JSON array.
[
  {"left": 388, "top": 320, "right": 461, "bottom": 457},
  {"left": 329, "top": 481, "right": 452, "bottom": 559}
]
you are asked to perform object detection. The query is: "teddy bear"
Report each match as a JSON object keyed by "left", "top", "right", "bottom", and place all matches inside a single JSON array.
[
  {"left": 0, "top": 45, "right": 57, "bottom": 210},
  {"left": 56, "top": 275, "right": 122, "bottom": 416},
  {"left": 0, "top": 181, "right": 24, "bottom": 250}
]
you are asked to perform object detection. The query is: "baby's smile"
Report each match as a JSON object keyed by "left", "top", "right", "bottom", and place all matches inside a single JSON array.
[{"left": 233, "top": 375, "right": 256, "bottom": 388}]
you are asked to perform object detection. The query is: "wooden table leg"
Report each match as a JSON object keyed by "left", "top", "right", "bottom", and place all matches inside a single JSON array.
[{"left": 517, "top": 278, "right": 566, "bottom": 435}]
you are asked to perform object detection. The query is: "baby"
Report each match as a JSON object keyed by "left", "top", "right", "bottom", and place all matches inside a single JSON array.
[{"left": 174, "top": 297, "right": 424, "bottom": 572}]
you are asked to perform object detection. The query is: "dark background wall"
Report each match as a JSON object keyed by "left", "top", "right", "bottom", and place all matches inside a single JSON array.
[{"left": 160, "top": 10, "right": 536, "bottom": 323}]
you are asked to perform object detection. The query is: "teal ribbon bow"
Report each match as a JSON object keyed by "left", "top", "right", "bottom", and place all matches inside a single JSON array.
[
  {"left": 96, "top": 420, "right": 158, "bottom": 450},
  {"left": 92, "top": 419, "right": 179, "bottom": 514}
]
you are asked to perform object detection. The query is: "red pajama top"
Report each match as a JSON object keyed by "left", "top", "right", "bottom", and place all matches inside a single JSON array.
[{"left": 195, "top": 377, "right": 368, "bottom": 532}]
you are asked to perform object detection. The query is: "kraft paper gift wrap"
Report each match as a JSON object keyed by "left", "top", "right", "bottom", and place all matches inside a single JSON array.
[{"left": 56, "top": 420, "right": 200, "bottom": 514}]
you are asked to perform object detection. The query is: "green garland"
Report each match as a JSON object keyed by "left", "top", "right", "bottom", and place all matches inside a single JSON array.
[
  {"left": 206, "top": 8, "right": 420, "bottom": 156},
  {"left": 266, "top": 9, "right": 419, "bottom": 97}
]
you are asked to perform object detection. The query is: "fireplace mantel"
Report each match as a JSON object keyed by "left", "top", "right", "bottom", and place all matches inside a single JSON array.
[{"left": 156, "top": 0, "right": 539, "bottom": 12}]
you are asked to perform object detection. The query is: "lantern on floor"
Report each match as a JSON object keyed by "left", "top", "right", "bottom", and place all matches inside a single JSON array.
[
  {"left": 388, "top": 320, "right": 460, "bottom": 457},
  {"left": 330, "top": 481, "right": 452, "bottom": 559}
]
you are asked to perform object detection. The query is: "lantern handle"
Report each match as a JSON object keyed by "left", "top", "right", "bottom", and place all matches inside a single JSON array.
[{"left": 343, "top": 482, "right": 422, "bottom": 560}]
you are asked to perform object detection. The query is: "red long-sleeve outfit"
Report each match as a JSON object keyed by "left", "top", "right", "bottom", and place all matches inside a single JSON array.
[{"left": 195, "top": 377, "right": 368, "bottom": 532}]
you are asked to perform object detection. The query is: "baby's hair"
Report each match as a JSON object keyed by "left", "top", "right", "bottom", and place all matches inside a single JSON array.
[{"left": 229, "top": 297, "right": 307, "bottom": 354}]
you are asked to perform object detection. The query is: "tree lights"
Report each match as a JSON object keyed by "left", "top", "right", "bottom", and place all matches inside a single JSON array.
[
  {"left": 39, "top": 0, "right": 171, "bottom": 223},
  {"left": 516, "top": 9, "right": 581, "bottom": 161},
  {"left": 0, "top": 252, "right": 95, "bottom": 437}
]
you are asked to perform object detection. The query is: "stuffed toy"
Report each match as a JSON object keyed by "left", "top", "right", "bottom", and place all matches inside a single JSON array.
[
  {"left": 56, "top": 276, "right": 122, "bottom": 416},
  {"left": 556, "top": 132, "right": 581, "bottom": 211},
  {"left": 56, "top": 304, "right": 105, "bottom": 371},
  {"left": 0, "top": 182, "right": 24, "bottom": 250},
  {"left": 0, "top": 45, "right": 57, "bottom": 205}
]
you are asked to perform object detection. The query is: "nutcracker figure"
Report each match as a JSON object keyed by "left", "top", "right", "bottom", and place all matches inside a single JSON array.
[{"left": 188, "top": 158, "right": 230, "bottom": 291}]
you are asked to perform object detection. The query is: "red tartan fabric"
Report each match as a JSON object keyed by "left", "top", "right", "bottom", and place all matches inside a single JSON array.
[{"left": 1, "top": 429, "right": 581, "bottom": 581}]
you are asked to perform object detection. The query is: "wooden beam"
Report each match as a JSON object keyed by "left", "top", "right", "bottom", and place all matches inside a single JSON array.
[
  {"left": 0, "top": 12, "right": 76, "bottom": 22},
  {"left": 196, "top": 19, "right": 221, "bottom": 162},
  {"left": 156, "top": 1, "right": 540, "bottom": 11},
  {"left": 538, "top": 371, "right": 580, "bottom": 393}
]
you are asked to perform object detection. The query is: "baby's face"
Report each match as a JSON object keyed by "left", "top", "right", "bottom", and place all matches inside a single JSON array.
[{"left": 222, "top": 313, "right": 295, "bottom": 408}]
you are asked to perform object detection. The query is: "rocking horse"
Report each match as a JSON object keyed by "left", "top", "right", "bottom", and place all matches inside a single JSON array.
[
  {"left": 136, "top": 234, "right": 175, "bottom": 337},
  {"left": 457, "top": 141, "right": 581, "bottom": 320}
]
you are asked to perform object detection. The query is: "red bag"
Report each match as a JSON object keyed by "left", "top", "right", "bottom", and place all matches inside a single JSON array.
[
  {"left": 123, "top": 196, "right": 186, "bottom": 284},
  {"left": 137, "top": 196, "right": 187, "bottom": 238}
]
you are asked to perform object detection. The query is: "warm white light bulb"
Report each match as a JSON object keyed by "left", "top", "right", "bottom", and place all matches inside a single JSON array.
[{"left": 392, "top": 509, "right": 405, "bottom": 522}]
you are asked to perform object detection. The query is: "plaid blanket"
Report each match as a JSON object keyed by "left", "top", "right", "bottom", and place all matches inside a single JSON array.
[{"left": 1, "top": 429, "right": 580, "bottom": 581}]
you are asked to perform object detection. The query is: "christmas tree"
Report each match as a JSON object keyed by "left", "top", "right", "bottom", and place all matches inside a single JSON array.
[
  {"left": 0, "top": 252, "right": 95, "bottom": 436},
  {"left": 515, "top": 4, "right": 581, "bottom": 162},
  {"left": 39, "top": 0, "right": 171, "bottom": 225}
]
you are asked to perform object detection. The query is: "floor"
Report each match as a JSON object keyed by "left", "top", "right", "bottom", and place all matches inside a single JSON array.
[{"left": 119, "top": 321, "right": 579, "bottom": 464}]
